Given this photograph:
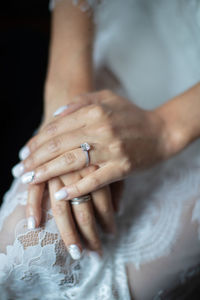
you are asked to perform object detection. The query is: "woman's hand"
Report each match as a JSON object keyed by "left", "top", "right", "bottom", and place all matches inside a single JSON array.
[
  {"left": 15, "top": 102, "right": 117, "bottom": 260},
  {"left": 17, "top": 89, "right": 172, "bottom": 200}
]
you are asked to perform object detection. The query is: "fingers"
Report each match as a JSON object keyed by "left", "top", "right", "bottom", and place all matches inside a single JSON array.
[
  {"left": 26, "top": 183, "right": 45, "bottom": 229},
  {"left": 23, "top": 129, "right": 87, "bottom": 170},
  {"left": 49, "top": 177, "right": 83, "bottom": 260},
  {"left": 92, "top": 186, "right": 116, "bottom": 235},
  {"left": 71, "top": 200, "right": 102, "bottom": 255},
  {"left": 54, "top": 162, "right": 119, "bottom": 201},
  {"left": 26, "top": 104, "right": 94, "bottom": 153},
  {"left": 20, "top": 91, "right": 113, "bottom": 157},
  {"left": 61, "top": 168, "right": 102, "bottom": 255},
  {"left": 21, "top": 145, "right": 101, "bottom": 184}
]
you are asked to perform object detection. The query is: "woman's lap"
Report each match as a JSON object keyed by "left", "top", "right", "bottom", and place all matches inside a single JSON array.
[{"left": 1, "top": 145, "right": 200, "bottom": 299}]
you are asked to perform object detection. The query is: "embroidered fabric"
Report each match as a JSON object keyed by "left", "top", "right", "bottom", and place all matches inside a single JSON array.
[{"left": 1, "top": 0, "right": 200, "bottom": 299}]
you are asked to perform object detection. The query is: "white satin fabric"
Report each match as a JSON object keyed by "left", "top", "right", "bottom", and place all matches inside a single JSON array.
[{"left": 0, "top": 0, "right": 200, "bottom": 299}]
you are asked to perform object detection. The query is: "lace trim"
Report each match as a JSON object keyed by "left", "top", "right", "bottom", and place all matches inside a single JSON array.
[
  {"left": 0, "top": 142, "right": 200, "bottom": 298},
  {"left": 0, "top": 188, "right": 130, "bottom": 299}
]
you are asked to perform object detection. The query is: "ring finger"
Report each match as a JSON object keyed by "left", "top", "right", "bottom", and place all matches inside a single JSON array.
[
  {"left": 61, "top": 167, "right": 102, "bottom": 255},
  {"left": 21, "top": 144, "right": 107, "bottom": 185}
]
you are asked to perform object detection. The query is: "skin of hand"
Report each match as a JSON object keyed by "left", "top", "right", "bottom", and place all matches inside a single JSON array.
[
  {"left": 17, "top": 90, "right": 170, "bottom": 198},
  {"left": 23, "top": 105, "right": 117, "bottom": 259},
  {"left": 19, "top": 82, "right": 200, "bottom": 201}
]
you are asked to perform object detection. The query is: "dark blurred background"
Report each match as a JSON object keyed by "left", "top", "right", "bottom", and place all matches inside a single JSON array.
[{"left": 1, "top": 0, "right": 50, "bottom": 203}]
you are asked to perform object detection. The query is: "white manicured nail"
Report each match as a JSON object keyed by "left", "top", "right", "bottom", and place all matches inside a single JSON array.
[
  {"left": 21, "top": 171, "right": 35, "bottom": 184},
  {"left": 53, "top": 105, "right": 69, "bottom": 117},
  {"left": 27, "top": 216, "right": 36, "bottom": 230},
  {"left": 68, "top": 245, "right": 82, "bottom": 260},
  {"left": 11, "top": 162, "right": 24, "bottom": 178},
  {"left": 19, "top": 145, "right": 30, "bottom": 160},
  {"left": 54, "top": 189, "right": 68, "bottom": 201}
]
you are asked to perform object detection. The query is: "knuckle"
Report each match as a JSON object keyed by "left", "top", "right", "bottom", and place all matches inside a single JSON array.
[
  {"left": 109, "top": 140, "right": 126, "bottom": 157},
  {"left": 119, "top": 157, "right": 132, "bottom": 176},
  {"left": 63, "top": 151, "right": 77, "bottom": 165},
  {"left": 52, "top": 202, "right": 67, "bottom": 216},
  {"left": 89, "top": 176, "right": 101, "bottom": 189},
  {"left": 45, "top": 121, "right": 58, "bottom": 137},
  {"left": 47, "top": 137, "right": 62, "bottom": 153},
  {"left": 72, "top": 184, "right": 82, "bottom": 196},
  {"left": 38, "top": 164, "right": 49, "bottom": 175},
  {"left": 77, "top": 210, "right": 93, "bottom": 226},
  {"left": 99, "top": 205, "right": 110, "bottom": 216},
  {"left": 89, "top": 104, "right": 105, "bottom": 120}
]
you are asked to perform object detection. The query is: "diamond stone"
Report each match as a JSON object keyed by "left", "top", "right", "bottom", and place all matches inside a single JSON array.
[{"left": 81, "top": 143, "right": 91, "bottom": 151}]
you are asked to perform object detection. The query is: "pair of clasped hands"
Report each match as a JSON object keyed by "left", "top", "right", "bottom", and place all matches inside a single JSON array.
[{"left": 12, "top": 89, "right": 171, "bottom": 260}]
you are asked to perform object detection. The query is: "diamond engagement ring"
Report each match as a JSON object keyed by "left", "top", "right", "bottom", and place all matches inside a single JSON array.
[
  {"left": 81, "top": 142, "right": 91, "bottom": 166},
  {"left": 70, "top": 194, "right": 91, "bottom": 205}
]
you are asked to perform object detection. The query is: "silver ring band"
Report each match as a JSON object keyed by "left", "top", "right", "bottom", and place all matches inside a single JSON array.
[
  {"left": 70, "top": 194, "right": 91, "bottom": 205},
  {"left": 81, "top": 143, "right": 91, "bottom": 167}
]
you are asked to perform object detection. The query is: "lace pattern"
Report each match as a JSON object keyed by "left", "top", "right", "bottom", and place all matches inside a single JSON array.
[
  {"left": 0, "top": 140, "right": 200, "bottom": 299},
  {"left": 0, "top": 180, "right": 130, "bottom": 300}
]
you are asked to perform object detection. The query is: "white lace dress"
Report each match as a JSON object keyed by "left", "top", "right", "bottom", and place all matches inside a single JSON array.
[{"left": 0, "top": 0, "right": 200, "bottom": 299}]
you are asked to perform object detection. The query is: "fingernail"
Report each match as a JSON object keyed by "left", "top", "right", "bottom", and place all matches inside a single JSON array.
[
  {"left": 53, "top": 105, "right": 69, "bottom": 117},
  {"left": 54, "top": 189, "right": 68, "bottom": 201},
  {"left": 19, "top": 145, "right": 30, "bottom": 160},
  {"left": 11, "top": 162, "right": 24, "bottom": 178},
  {"left": 21, "top": 171, "right": 35, "bottom": 184},
  {"left": 27, "top": 216, "right": 36, "bottom": 230},
  {"left": 68, "top": 244, "right": 82, "bottom": 260}
]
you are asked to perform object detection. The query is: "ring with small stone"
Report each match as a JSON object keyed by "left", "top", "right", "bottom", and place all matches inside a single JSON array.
[
  {"left": 81, "top": 142, "right": 91, "bottom": 167},
  {"left": 70, "top": 194, "right": 91, "bottom": 205}
]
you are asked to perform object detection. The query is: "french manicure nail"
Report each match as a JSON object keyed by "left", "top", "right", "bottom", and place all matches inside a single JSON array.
[
  {"left": 54, "top": 189, "right": 68, "bottom": 201},
  {"left": 11, "top": 162, "right": 24, "bottom": 178},
  {"left": 27, "top": 216, "right": 36, "bottom": 230},
  {"left": 21, "top": 171, "right": 35, "bottom": 184},
  {"left": 53, "top": 105, "right": 69, "bottom": 117},
  {"left": 19, "top": 145, "right": 30, "bottom": 160},
  {"left": 68, "top": 244, "right": 82, "bottom": 260}
]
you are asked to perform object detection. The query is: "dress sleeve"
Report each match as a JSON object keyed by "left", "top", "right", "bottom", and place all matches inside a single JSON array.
[{"left": 49, "top": 0, "right": 101, "bottom": 12}]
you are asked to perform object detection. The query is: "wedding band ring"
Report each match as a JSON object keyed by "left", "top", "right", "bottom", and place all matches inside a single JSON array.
[
  {"left": 81, "top": 142, "right": 91, "bottom": 167},
  {"left": 70, "top": 194, "right": 91, "bottom": 205}
]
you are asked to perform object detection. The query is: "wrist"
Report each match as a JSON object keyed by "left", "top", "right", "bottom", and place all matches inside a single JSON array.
[
  {"left": 154, "top": 102, "right": 190, "bottom": 159},
  {"left": 44, "top": 78, "right": 93, "bottom": 121}
]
